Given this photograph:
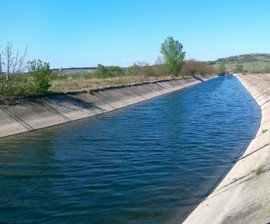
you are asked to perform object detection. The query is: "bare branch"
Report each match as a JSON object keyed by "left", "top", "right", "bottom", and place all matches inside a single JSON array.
[
  {"left": 17, "top": 46, "right": 28, "bottom": 73},
  {"left": 2, "top": 42, "right": 28, "bottom": 75},
  {"left": 0, "top": 42, "right": 28, "bottom": 95},
  {"left": 11, "top": 49, "right": 18, "bottom": 74},
  {"left": 3, "top": 42, "right": 13, "bottom": 76}
]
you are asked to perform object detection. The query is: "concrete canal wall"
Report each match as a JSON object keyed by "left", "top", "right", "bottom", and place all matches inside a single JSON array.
[
  {"left": 0, "top": 75, "right": 216, "bottom": 138},
  {"left": 184, "top": 74, "right": 270, "bottom": 224}
]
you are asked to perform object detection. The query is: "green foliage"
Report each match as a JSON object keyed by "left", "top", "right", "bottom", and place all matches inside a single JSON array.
[
  {"left": 233, "top": 64, "right": 244, "bottom": 73},
  {"left": 0, "top": 74, "right": 43, "bottom": 97},
  {"left": 151, "top": 64, "right": 170, "bottom": 76},
  {"left": 216, "top": 63, "right": 226, "bottom": 74},
  {"left": 182, "top": 60, "right": 214, "bottom": 76},
  {"left": 127, "top": 64, "right": 141, "bottom": 76},
  {"left": 213, "top": 54, "right": 270, "bottom": 64},
  {"left": 96, "top": 64, "right": 123, "bottom": 78},
  {"left": 27, "top": 60, "right": 52, "bottom": 95},
  {"left": 209, "top": 54, "right": 270, "bottom": 74},
  {"left": 127, "top": 62, "right": 170, "bottom": 77},
  {"left": 127, "top": 62, "right": 153, "bottom": 77},
  {"left": 160, "top": 37, "right": 185, "bottom": 76},
  {"left": 2, "top": 75, "right": 29, "bottom": 96},
  {"left": 97, "top": 64, "right": 108, "bottom": 75}
]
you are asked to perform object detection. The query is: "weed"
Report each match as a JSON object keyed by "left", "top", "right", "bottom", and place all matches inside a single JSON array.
[{"left": 254, "top": 165, "right": 264, "bottom": 175}]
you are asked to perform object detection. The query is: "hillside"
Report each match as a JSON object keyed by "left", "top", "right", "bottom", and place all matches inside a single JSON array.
[{"left": 208, "top": 54, "right": 270, "bottom": 73}]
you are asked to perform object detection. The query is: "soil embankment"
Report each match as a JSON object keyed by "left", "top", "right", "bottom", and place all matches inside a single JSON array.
[
  {"left": 0, "top": 75, "right": 215, "bottom": 138},
  {"left": 184, "top": 74, "right": 270, "bottom": 224}
]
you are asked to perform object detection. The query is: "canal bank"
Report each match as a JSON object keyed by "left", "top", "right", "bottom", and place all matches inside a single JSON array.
[
  {"left": 184, "top": 74, "right": 270, "bottom": 224},
  {"left": 0, "top": 75, "right": 216, "bottom": 138}
]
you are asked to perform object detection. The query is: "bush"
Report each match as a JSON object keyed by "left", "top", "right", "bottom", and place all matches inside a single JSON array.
[
  {"left": 127, "top": 62, "right": 170, "bottom": 77},
  {"left": 96, "top": 64, "right": 124, "bottom": 78},
  {"left": 216, "top": 63, "right": 226, "bottom": 75},
  {"left": 233, "top": 64, "right": 244, "bottom": 73},
  {"left": 182, "top": 60, "right": 214, "bottom": 76},
  {"left": 27, "top": 60, "right": 52, "bottom": 95}
]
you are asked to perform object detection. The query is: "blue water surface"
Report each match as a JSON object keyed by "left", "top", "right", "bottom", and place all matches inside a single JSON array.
[{"left": 0, "top": 76, "right": 260, "bottom": 223}]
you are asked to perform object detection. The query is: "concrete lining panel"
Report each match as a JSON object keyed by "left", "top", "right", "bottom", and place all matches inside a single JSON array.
[
  {"left": 155, "top": 84, "right": 172, "bottom": 94},
  {"left": 7, "top": 103, "right": 68, "bottom": 129},
  {"left": 131, "top": 85, "right": 157, "bottom": 99},
  {"left": 44, "top": 95, "right": 97, "bottom": 120},
  {"left": 71, "top": 93, "right": 114, "bottom": 112},
  {"left": 0, "top": 108, "right": 29, "bottom": 137},
  {"left": 93, "top": 91, "right": 127, "bottom": 109},
  {"left": 114, "top": 88, "right": 145, "bottom": 105}
]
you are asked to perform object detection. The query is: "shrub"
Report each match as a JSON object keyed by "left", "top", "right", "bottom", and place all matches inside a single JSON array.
[
  {"left": 27, "top": 60, "right": 52, "bottom": 95},
  {"left": 182, "top": 60, "right": 214, "bottom": 76},
  {"left": 96, "top": 64, "right": 124, "bottom": 78}
]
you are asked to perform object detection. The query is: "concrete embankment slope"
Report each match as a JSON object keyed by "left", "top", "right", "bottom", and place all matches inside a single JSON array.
[
  {"left": 184, "top": 74, "right": 270, "bottom": 224},
  {"left": 0, "top": 75, "right": 216, "bottom": 138}
]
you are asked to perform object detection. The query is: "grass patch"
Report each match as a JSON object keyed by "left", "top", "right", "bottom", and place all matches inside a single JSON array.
[
  {"left": 49, "top": 75, "right": 174, "bottom": 93},
  {"left": 254, "top": 165, "right": 264, "bottom": 175}
]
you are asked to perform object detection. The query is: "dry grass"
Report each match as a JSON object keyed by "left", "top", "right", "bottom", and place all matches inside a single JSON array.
[{"left": 50, "top": 75, "right": 174, "bottom": 93}]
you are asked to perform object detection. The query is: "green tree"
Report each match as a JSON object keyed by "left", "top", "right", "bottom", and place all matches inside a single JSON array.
[
  {"left": 160, "top": 37, "right": 185, "bottom": 76},
  {"left": 217, "top": 63, "right": 226, "bottom": 74},
  {"left": 27, "top": 60, "right": 52, "bottom": 95}
]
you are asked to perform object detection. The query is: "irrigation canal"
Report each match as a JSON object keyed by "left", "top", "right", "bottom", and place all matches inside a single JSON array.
[{"left": 0, "top": 76, "right": 260, "bottom": 223}]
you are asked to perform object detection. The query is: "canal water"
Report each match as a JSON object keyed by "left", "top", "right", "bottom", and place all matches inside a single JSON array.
[{"left": 0, "top": 77, "right": 260, "bottom": 223}]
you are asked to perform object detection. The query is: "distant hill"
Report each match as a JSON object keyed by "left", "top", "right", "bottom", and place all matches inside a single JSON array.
[
  {"left": 208, "top": 54, "right": 270, "bottom": 64},
  {"left": 207, "top": 54, "right": 270, "bottom": 73}
]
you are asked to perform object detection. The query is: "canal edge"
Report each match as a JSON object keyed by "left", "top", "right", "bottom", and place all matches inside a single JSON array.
[{"left": 183, "top": 74, "right": 270, "bottom": 224}]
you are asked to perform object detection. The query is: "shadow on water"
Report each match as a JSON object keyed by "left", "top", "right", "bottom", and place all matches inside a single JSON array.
[{"left": 0, "top": 77, "right": 260, "bottom": 224}]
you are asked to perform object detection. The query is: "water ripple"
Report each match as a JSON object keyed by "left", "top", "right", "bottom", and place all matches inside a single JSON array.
[{"left": 0, "top": 77, "right": 260, "bottom": 224}]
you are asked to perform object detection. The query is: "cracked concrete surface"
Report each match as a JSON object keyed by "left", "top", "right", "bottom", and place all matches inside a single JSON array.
[{"left": 183, "top": 74, "right": 270, "bottom": 224}]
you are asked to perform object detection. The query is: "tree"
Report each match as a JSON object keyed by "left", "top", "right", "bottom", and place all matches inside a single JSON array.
[
  {"left": 160, "top": 37, "right": 185, "bottom": 76},
  {"left": 27, "top": 60, "right": 52, "bottom": 95},
  {"left": 216, "top": 63, "right": 226, "bottom": 74},
  {"left": 0, "top": 42, "right": 28, "bottom": 95}
]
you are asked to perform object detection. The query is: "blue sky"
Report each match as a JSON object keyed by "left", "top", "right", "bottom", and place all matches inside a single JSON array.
[{"left": 0, "top": 0, "right": 269, "bottom": 68}]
